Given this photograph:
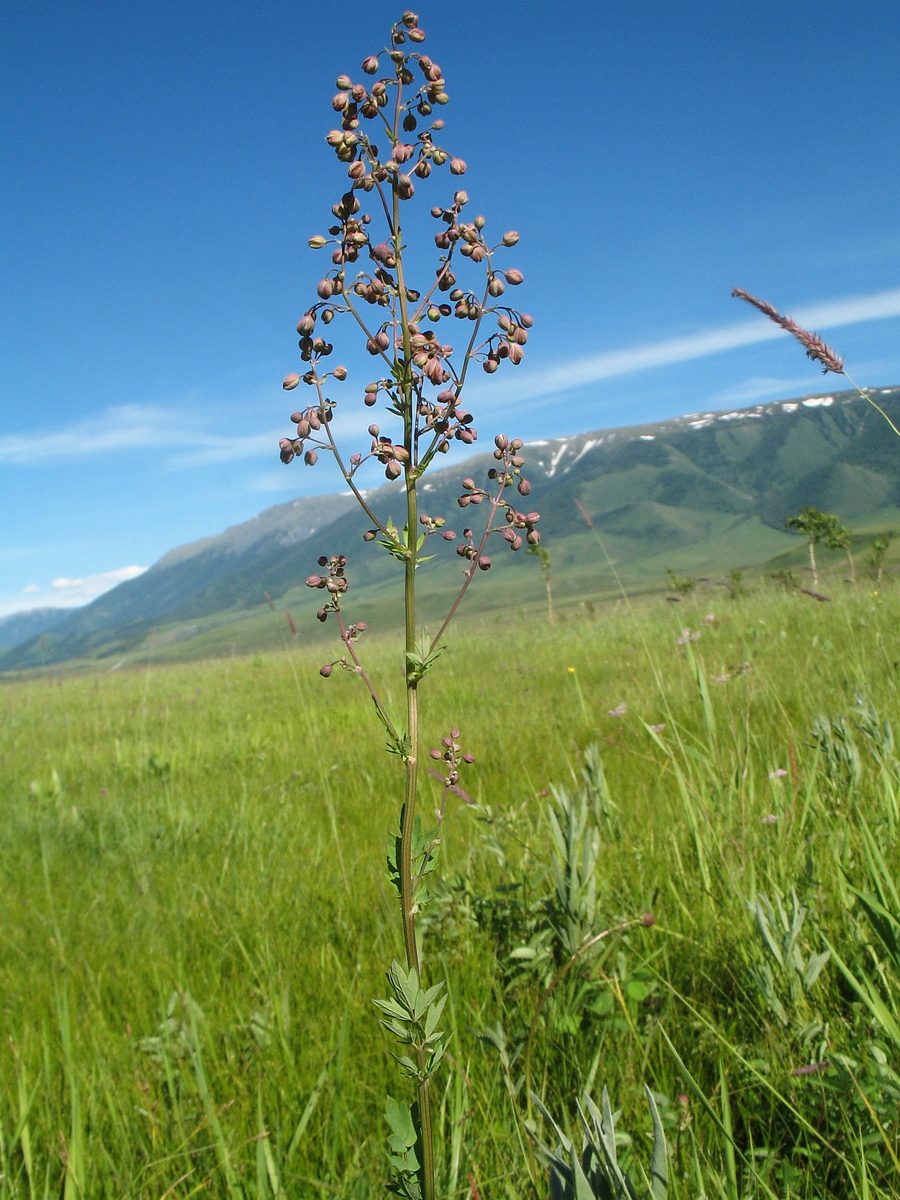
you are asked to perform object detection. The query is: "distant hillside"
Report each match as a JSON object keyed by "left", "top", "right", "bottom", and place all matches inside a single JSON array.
[
  {"left": 5, "top": 385, "right": 900, "bottom": 670},
  {"left": 0, "top": 607, "right": 69, "bottom": 650}
]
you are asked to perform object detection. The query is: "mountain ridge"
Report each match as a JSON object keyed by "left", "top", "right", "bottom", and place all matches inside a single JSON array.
[{"left": 4, "top": 384, "right": 899, "bottom": 668}]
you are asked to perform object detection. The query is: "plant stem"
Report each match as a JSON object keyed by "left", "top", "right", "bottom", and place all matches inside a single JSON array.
[{"left": 392, "top": 118, "right": 436, "bottom": 1200}]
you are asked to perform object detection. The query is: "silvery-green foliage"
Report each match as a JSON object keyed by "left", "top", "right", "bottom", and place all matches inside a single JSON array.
[
  {"left": 747, "top": 891, "right": 830, "bottom": 1029},
  {"left": 531, "top": 1087, "right": 667, "bottom": 1200},
  {"left": 374, "top": 960, "right": 447, "bottom": 1084}
]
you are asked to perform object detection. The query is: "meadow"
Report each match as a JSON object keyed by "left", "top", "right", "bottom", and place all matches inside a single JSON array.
[{"left": 1, "top": 579, "right": 899, "bottom": 1198}]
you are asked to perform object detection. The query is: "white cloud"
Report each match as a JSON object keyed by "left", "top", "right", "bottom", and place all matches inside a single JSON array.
[
  {"left": 0, "top": 565, "right": 148, "bottom": 619},
  {"left": 0, "top": 401, "right": 284, "bottom": 468},
  {"left": 50, "top": 565, "right": 147, "bottom": 603}
]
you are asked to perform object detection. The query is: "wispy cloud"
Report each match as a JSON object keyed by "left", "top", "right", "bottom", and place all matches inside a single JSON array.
[
  {"left": 4, "top": 288, "right": 900, "bottom": 468},
  {"left": 0, "top": 565, "right": 149, "bottom": 619},
  {"left": 50, "top": 565, "right": 148, "bottom": 605},
  {"left": 0, "top": 402, "right": 283, "bottom": 468},
  {"left": 473, "top": 287, "right": 900, "bottom": 411}
]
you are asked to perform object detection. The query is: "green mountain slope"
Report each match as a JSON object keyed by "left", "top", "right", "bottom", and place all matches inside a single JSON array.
[{"left": 4, "top": 386, "right": 900, "bottom": 670}]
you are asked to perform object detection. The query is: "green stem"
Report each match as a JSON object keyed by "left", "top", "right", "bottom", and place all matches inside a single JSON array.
[
  {"left": 391, "top": 98, "right": 435, "bottom": 1200},
  {"left": 843, "top": 371, "right": 900, "bottom": 440}
]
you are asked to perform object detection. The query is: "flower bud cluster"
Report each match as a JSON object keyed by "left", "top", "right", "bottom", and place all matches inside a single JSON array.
[
  {"left": 278, "top": 402, "right": 335, "bottom": 466},
  {"left": 456, "top": 437, "right": 540, "bottom": 552},
  {"left": 367, "top": 425, "right": 411, "bottom": 481},
  {"left": 281, "top": 17, "right": 535, "bottom": 478},
  {"left": 419, "top": 513, "right": 456, "bottom": 541},
  {"left": 323, "top": 16, "right": 461, "bottom": 204},
  {"left": 428, "top": 728, "right": 475, "bottom": 793},
  {"left": 306, "top": 554, "right": 348, "bottom": 622}
]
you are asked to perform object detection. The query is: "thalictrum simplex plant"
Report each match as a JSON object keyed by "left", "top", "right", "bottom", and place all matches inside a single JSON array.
[{"left": 277, "top": 13, "right": 539, "bottom": 1197}]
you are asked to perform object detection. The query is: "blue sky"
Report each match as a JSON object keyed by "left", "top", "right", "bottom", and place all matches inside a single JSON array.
[{"left": 3, "top": 0, "right": 900, "bottom": 617}]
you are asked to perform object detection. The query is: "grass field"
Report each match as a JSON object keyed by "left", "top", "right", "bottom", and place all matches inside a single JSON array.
[{"left": 1, "top": 578, "right": 900, "bottom": 1197}]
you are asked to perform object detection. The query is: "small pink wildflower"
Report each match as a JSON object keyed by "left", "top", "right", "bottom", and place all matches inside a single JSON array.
[
  {"left": 768, "top": 768, "right": 789, "bottom": 779},
  {"left": 649, "top": 723, "right": 666, "bottom": 734},
  {"left": 760, "top": 813, "right": 779, "bottom": 825},
  {"left": 607, "top": 702, "right": 627, "bottom": 718}
]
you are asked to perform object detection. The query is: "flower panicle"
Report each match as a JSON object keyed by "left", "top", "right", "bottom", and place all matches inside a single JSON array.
[{"left": 731, "top": 287, "right": 845, "bottom": 375}]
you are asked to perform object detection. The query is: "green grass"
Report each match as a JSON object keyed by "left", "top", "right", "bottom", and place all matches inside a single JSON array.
[{"left": 1, "top": 581, "right": 900, "bottom": 1196}]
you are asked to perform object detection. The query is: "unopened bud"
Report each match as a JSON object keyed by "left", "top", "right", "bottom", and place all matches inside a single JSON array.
[
  {"left": 308, "top": 235, "right": 328, "bottom": 249},
  {"left": 304, "top": 449, "right": 318, "bottom": 466},
  {"left": 283, "top": 374, "right": 301, "bottom": 390},
  {"left": 494, "top": 434, "right": 509, "bottom": 451},
  {"left": 362, "top": 55, "right": 379, "bottom": 74},
  {"left": 335, "top": 74, "right": 352, "bottom": 89},
  {"left": 502, "top": 231, "right": 519, "bottom": 246},
  {"left": 319, "top": 663, "right": 333, "bottom": 677},
  {"left": 332, "top": 365, "right": 348, "bottom": 380},
  {"left": 504, "top": 269, "right": 524, "bottom": 285},
  {"left": 477, "top": 556, "right": 492, "bottom": 571},
  {"left": 449, "top": 157, "right": 467, "bottom": 175}
]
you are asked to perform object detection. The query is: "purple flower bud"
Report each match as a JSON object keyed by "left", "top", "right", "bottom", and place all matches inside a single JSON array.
[
  {"left": 332, "top": 365, "right": 348, "bottom": 380},
  {"left": 297, "top": 313, "right": 316, "bottom": 336},
  {"left": 335, "top": 75, "right": 352, "bottom": 90},
  {"left": 392, "top": 142, "right": 414, "bottom": 163},
  {"left": 494, "top": 434, "right": 509, "bottom": 451},
  {"left": 504, "top": 269, "right": 524, "bottom": 285},
  {"left": 306, "top": 575, "right": 323, "bottom": 587},
  {"left": 319, "top": 663, "right": 333, "bottom": 677},
  {"left": 317, "top": 279, "right": 335, "bottom": 299},
  {"left": 385, "top": 460, "right": 402, "bottom": 479},
  {"left": 304, "top": 449, "right": 318, "bottom": 466},
  {"left": 283, "top": 374, "right": 301, "bottom": 390},
  {"left": 449, "top": 157, "right": 467, "bottom": 175},
  {"left": 362, "top": 55, "right": 379, "bottom": 74},
  {"left": 477, "top": 556, "right": 492, "bottom": 571},
  {"left": 502, "top": 231, "right": 519, "bottom": 246}
]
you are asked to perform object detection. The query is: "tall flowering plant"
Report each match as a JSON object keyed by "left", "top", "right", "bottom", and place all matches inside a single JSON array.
[{"left": 278, "top": 13, "right": 539, "bottom": 1196}]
